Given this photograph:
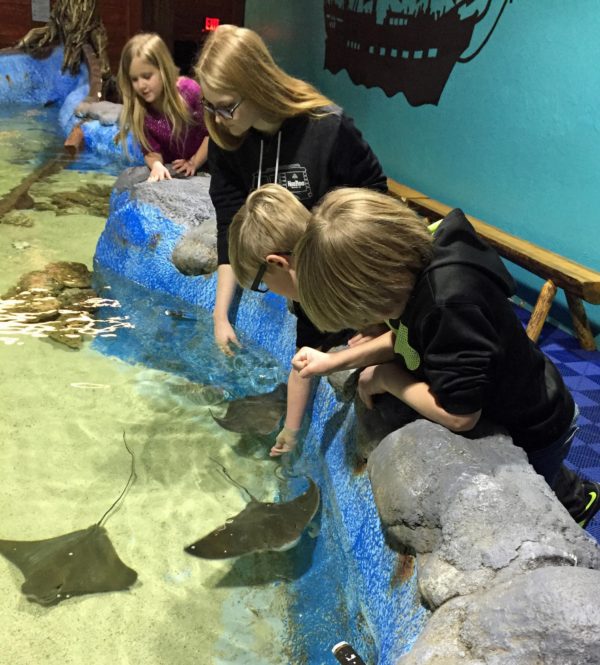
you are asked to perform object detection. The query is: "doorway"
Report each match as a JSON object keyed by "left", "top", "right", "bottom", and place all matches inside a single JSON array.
[{"left": 142, "top": 0, "right": 246, "bottom": 75}]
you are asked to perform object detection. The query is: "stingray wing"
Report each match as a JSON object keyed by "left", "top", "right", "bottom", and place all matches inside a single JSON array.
[
  {"left": 210, "top": 384, "right": 287, "bottom": 436},
  {"left": 185, "top": 478, "right": 320, "bottom": 559},
  {"left": 0, "top": 526, "right": 137, "bottom": 606},
  {"left": 0, "top": 528, "right": 93, "bottom": 578}
]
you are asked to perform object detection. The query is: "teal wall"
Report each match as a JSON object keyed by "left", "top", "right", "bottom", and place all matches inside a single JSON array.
[{"left": 245, "top": 1, "right": 600, "bottom": 340}]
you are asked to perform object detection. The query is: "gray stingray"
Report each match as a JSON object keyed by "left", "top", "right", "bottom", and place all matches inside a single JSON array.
[
  {"left": 0, "top": 435, "right": 137, "bottom": 606},
  {"left": 210, "top": 383, "right": 287, "bottom": 436},
  {"left": 184, "top": 463, "right": 320, "bottom": 559}
]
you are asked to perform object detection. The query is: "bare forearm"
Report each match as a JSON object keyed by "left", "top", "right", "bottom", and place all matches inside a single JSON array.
[
  {"left": 285, "top": 368, "right": 313, "bottom": 430},
  {"left": 214, "top": 264, "right": 238, "bottom": 322},
  {"left": 380, "top": 367, "right": 481, "bottom": 432},
  {"left": 191, "top": 137, "right": 209, "bottom": 170},
  {"left": 327, "top": 331, "right": 396, "bottom": 372},
  {"left": 144, "top": 152, "right": 163, "bottom": 169}
]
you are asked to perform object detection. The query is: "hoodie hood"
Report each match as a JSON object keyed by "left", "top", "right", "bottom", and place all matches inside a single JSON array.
[{"left": 424, "top": 208, "right": 516, "bottom": 297}]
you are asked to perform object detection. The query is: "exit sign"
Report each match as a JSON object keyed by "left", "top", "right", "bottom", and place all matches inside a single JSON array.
[{"left": 204, "top": 17, "right": 220, "bottom": 31}]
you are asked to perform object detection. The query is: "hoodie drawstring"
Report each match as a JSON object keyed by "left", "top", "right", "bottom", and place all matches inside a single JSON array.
[{"left": 257, "top": 131, "right": 281, "bottom": 188}]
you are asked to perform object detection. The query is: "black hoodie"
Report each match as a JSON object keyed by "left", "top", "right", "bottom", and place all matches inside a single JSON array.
[
  {"left": 389, "top": 209, "right": 574, "bottom": 451},
  {"left": 208, "top": 105, "right": 387, "bottom": 265}
]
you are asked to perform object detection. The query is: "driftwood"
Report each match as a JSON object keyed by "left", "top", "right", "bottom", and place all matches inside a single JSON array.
[
  {"left": 16, "top": 0, "right": 111, "bottom": 99},
  {"left": 0, "top": 155, "right": 71, "bottom": 220}
]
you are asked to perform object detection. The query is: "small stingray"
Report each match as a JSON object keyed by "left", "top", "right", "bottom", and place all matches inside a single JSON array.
[
  {"left": 210, "top": 383, "right": 287, "bottom": 436},
  {"left": 0, "top": 434, "right": 137, "bottom": 606},
  {"left": 184, "top": 462, "right": 320, "bottom": 559}
]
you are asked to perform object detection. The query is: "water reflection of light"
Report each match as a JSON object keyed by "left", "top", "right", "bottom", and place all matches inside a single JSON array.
[{"left": 0, "top": 297, "right": 135, "bottom": 345}]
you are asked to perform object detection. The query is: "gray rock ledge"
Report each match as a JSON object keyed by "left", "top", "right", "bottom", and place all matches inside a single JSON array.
[{"left": 367, "top": 419, "right": 600, "bottom": 663}]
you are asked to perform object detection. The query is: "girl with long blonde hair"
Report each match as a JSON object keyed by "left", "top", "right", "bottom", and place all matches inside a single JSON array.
[{"left": 118, "top": 33, "right": 209, "bottom": 181}]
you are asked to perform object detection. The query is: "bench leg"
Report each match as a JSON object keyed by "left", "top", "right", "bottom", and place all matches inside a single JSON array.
[
  {"left": 566, "top": 293, "right": 597, "bottom": 351},
  {"left": 526, "top": 279, "right": 557, "bottom": 343}
]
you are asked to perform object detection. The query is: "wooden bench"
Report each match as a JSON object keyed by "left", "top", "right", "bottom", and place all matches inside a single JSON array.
[{"left": 387, "top": 179, "right": 600, "bottom": 351}]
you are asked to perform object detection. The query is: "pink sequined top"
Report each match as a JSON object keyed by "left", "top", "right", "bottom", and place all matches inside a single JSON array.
[{"left": 143, "top": 77, "right": 208, "bottom": 164}]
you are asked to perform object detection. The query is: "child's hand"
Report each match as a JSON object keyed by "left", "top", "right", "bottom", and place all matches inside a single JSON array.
[
  {"left": 292, "top": 347, "right": 332, "bottom": 378},
  {"left": 148, "top": 162, "right": 172, "bottom": 182},
  {"left": 270, "top": 426, "right": 299, "bottom": 457},
  {"left": 214, "top": 319, "right": 241, "bottom": 356},
  {"left": 348, "top": 323, "right": 388, "bottom": 348},
  {"left": 172, "top": 158, "right": 196, "bottom": 177},
  {"left": 357, "top": 364, "right": 389, "bottom": 409}
]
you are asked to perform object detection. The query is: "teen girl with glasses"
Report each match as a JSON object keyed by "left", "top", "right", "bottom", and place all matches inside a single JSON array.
[{"left": 195, "top": 24, "right": 387, "bottom": 353}]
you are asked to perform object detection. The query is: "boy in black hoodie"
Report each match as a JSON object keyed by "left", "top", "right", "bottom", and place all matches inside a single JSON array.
[
  {"left": 292, "top": 188, "right": 600, "bottom": 528},
  {"left": 228, "top": 184, "right": 353, "bottom": 457}
]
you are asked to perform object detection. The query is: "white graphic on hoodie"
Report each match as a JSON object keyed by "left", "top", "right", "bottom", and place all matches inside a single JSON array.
[{"left": 252, "top": 164, "right": 312, "bottom": 200}]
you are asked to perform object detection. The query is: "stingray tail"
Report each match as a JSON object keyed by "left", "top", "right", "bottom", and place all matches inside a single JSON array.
[
  {"left": 97, "top": 432, "right": 137, "bottom": 527},
  {"left": 209, "top": 457, "right": 257, "bottom": 503}
]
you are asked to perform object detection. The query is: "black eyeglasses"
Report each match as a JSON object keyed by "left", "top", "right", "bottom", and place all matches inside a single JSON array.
[
  {"left": 250, "top": 252, "right": 292, "bottom": 293},
  {"left": 250, "top": 263, "right": 269, "bottom": 293},
  {"left": 203, "top": 98, "right": 243, "bottom": 120}
]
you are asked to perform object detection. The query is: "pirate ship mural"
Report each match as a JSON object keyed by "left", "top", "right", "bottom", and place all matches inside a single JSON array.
[{"left": 324, "top": 0, "right": 513, "bottom": 106}]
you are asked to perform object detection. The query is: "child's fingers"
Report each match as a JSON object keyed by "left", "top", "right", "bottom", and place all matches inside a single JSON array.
[
  {"left": 291, "top": 350, "right": 308, "bottom": 370},
  {"left": 217, "top": 338, "right": 242, "bottom": 356},
  {"left": 347, "top": 333, "right": 364, "bottom": 347},
  {"left": 292, "top": 359, "right": 308, "bottom": 372},
  {"left": 269, "top": 442, "right": 294, "bottom": 457},
  {"left": 348, "top": 333, "right": 373, "bottom": 348}
]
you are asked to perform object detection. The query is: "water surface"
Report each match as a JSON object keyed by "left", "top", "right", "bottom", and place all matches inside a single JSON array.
[{"left": 0, "top": 106, "right": 305, "bottom": 665}]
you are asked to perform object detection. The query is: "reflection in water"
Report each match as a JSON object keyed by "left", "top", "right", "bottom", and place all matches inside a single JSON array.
[{"left": 0, "top": 296, "right": 133, "bottom": 346}]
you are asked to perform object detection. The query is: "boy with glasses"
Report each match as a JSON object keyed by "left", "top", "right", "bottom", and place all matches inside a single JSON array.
[{"left": 229, "top": 184, "right": 353, "bottom": 457}]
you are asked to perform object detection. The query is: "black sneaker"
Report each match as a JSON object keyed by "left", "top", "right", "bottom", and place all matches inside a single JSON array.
[{"left": 576, "top": 481, "right": 600, "bottom": 529}]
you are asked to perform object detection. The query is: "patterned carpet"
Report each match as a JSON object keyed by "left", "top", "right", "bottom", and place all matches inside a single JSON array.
[{"left": 516, "top": 305, "right": 600, "bottom": 542}]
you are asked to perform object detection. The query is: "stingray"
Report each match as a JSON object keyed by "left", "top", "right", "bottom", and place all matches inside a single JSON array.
[
  {"left": 184, "top": 462, "right": 320, "bottom": 559},
  {"left": 0, "top": 434, "right": 138, "bottom": 606},
  {"left": 210, "top": 383, "right": 287, "bottom": 436}
]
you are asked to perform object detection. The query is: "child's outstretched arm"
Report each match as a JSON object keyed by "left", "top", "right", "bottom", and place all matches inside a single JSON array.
[
  {"left": 213, "top": 264, "right": 242, "bottom": 355},
  {"left": 270, "top": 368, "right": 313, "bottom": 457},
  {"left": 145, "top": 152, "right": 172, "bottom": 181},
  {"left": 357, "top": 362, "right": 481, "bottom": 433},
  {"left": 292, "top": 330, "right": 395, "bottom": 378}
]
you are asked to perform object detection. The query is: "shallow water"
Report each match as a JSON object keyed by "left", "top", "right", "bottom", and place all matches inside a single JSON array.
[{"left": 0, "top": 107, "right": 310, "bottom": 664}]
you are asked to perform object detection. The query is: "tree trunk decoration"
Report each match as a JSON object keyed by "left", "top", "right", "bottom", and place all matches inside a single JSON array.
[{"left": 16, "top": 0, "right": 111, "bottom": 100}]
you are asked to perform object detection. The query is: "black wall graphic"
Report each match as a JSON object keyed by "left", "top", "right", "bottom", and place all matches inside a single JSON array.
[{"left": 324, "top": 0, "right": 513, "bottom": 106}]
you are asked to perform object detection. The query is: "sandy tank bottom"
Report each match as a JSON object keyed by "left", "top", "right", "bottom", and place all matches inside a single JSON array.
[{"left": 0, "top": 162, "right": 295, "bottom": 664}]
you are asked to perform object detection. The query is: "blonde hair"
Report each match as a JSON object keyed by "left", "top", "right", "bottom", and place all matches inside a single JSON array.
[
  {"left": 295, "top": 188, "right": 434, "bottom": 331},
  {"left": 229, "top": 184, "right": 310, "bottom": 287},
  {"left": 117, "top": 33, "right": 194, "bottom": 155},
  {"left": 195, "top": 25, "right": 333, "bottom": 150}
]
